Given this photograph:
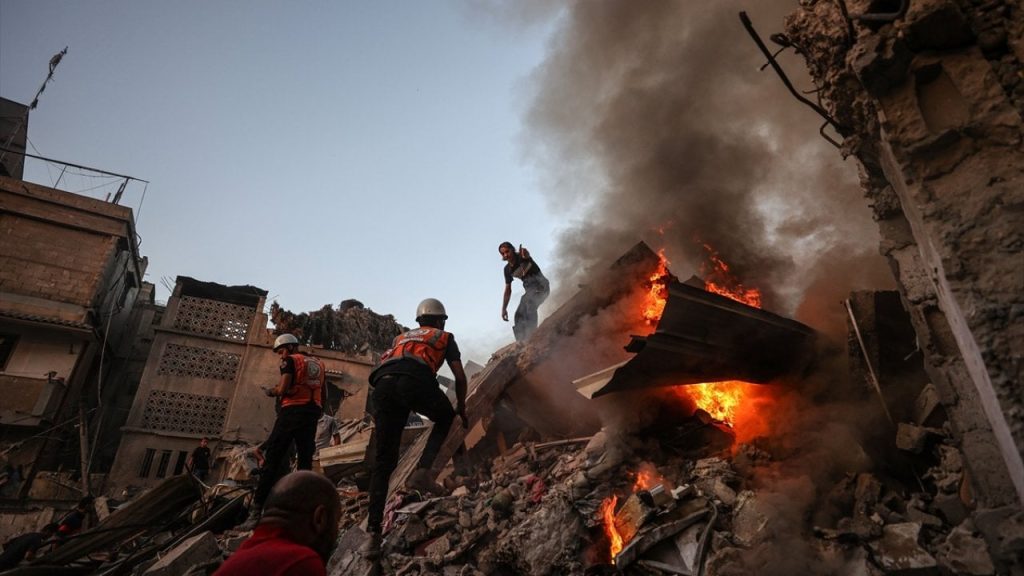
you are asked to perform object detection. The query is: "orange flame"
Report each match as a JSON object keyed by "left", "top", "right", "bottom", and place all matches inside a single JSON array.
[
  {"left": 600, "top": 495, "right": 623, "bottom": 559},
  {"left": 684, "top": 380, "right": 747, "bottom": 425},
  {"left": 641, "top": 249, "right": 671, "bottom": 325},
  {"left": 680, "top": 244, "right": 766, "bottom": 426},
  {"left": 637, "top": 243, "right": 770, "bottom": 433},
  {"left": 701, "top": 243, "right": 762, "bottom": 308},
  {"left": 632, "top": 462, "right": 664, "bottom": 491}
]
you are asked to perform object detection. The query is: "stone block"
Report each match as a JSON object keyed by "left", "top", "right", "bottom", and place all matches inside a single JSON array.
[
  {"left": 896, "top": 423, "right": 933, "bottom": 453},
  {"left": 973, "top": 506, "right": 1024, "bottom": 562},
  {"left": 732, "top": 491, "right": 771, "bottom": 547},
  {"left": 144, "top": 531, "right": 221, "bottom": 576},
  {"left": 936, "top": 521, "right": 996, "bottom": 575},
  {"left": 900, "top": 0, "right": 973, "bottom": 51},
  {"left": 867, "top": 523, "right": 937, "bottom": 573},
  {"left": 913, "top": 384, "right": 944, "bottom": 427},
  {"left": 852, "top": 33, "right": 912, "bottom": 97},
  {"left": 933, "top": 491, "right": 969, "bottom": 527}
]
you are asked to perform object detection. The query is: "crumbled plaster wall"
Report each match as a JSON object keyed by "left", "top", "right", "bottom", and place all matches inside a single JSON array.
[{"left": 785, "top": 0, "right": 1023, "bottom": 506}]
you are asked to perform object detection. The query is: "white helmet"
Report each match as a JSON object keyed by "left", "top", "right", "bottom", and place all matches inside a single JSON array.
[
  {"left": 273, "top": 333, "right": 299, "bottom": 351},
  {"left": 415, "top": 298, "right": 447, "bottom": 322}
]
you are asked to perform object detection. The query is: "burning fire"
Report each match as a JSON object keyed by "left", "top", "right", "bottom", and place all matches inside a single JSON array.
[
  {"left": 632, "top": 461, "right": 664, "bottom": 491},
  {"left": 641, "top": 249, "right": 671, "bottom": 325},
  {"left": 600, "top": 245, "right": 771, "bottom": 561},
  {"left": 636, "top": 243, "right": 767, "bottom": 428},
  {"left": 600, "top": 494, "right": 624, "bottom": 558},
  {"left": 701, "top": 243, "right": 761, "bottom": 308},
  {"left": 685, "top": 380, "right": 746, "bottom": 424}
]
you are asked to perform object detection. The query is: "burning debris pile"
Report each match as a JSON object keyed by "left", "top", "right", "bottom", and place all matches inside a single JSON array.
[
  {"left": 5, "top": 243, "right": 1012, "bottom": 575},
  {"left": 318, "top": 242, "right": 1008, "bottom": 575},
  {"left": 325, "top": 419, "right": 1001, "bottom": 576}
]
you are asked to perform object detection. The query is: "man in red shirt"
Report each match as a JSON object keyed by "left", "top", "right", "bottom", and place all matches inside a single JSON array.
[{"left": 215, "top": 471, "right": 340, "bottom": 576}]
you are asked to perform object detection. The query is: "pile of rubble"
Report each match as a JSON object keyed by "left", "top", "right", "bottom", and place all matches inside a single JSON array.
[
  {"left": 7, "top": 399, "right": 1011, "bottom": 575},
  {"left": 6, "top": 243, "right": 1019, "bottom": 575},
  {"left": 269, "top": 298, "right": 407, "bottom": 355},
  {"left": 323, "top": 404, "right": 1011, "bottom": 576}
]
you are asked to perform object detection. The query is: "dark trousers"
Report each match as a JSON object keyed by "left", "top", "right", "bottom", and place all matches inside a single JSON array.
[
  {"left": 254, "top": 404, "right": 320, "bottom": 507},
  {"left": 366, "top": 374, "right": 455, "bottom": 533},
  {"left": 513, "top": 277, "right": 550, "bottom": 341}
]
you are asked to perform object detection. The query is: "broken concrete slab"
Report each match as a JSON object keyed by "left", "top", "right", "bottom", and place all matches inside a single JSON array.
[
  {"left": 972, "top": 506, "right": 1024, "bottom": 566},
  {"left": 732, "top": 490, "right": 771, "bottom": 547},
  {"left": 896, "top": 422, "right": 937, "bottom": 453},
  {"left": 936, "top": 521, "right": 996, "bottom": 575},
  {"left": 913, "top": 383, "right": 944, "bottom": 427},
  {"left": 867, "top": 522, "right": 938, "bottom": 573},
  {"left": 35, "top": 475, "right": 198, "bottom": 566},
  {"left": 143, "top": 531, "right": 220, "bottom": 576}
]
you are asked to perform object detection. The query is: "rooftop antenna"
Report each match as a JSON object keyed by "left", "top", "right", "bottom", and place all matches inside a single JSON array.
[{"left": 0, "top": 46, "right": 68, "bottom": 168}]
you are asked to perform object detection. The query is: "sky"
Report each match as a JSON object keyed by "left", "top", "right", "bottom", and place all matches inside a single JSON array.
[
  {"left": 1, "top": 1, "right": 893, "bottom": 368},
  {"left": 0, "top": 1, "right": 563, "bottom": 364}
]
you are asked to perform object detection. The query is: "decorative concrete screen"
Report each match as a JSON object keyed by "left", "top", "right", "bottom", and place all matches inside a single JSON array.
[
  {"left": 141, "top": 389, "right": 229, "bottom": 436},
  {"left": 157, "top": 344, "right": 241, "bottom": 381},
  {"left": 173, "top": 296, "right": 254, "bottom": 341}
]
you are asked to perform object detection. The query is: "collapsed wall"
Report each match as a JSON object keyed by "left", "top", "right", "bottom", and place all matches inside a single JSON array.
[{"left": 784, "top": 0, "right": 1023, "bottom": 509}]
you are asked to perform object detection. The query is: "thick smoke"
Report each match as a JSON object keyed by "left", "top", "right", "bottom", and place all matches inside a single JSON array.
[
  {"left": 518, "top": 2, "right": 901, "bottom": 572},
  {"left": 523, "top": 0, "right": 892, "bottom": 335}
]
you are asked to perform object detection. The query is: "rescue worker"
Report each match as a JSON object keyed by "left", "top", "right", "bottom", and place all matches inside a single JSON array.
[
  {"left": 242, "top": 334, "right": 326, "bottom": 529},
  {"left": 363, "top": 298, "right": 468, "bottom": 560}
]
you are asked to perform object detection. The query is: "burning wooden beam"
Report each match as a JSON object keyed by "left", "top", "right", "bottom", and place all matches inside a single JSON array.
[{"left": 592, "top": 281, "right": 816, "bottom": 397}]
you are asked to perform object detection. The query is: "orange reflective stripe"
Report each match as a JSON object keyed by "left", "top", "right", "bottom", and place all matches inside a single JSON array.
[
  {"left": 378, "top": 327, "right": 450, "bottom": 374},
  {"left": 280, "top": 353, "right": 325, "bottom": 408}
]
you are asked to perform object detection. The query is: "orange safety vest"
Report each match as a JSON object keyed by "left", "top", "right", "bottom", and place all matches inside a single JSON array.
[
  {"left": 280, "top": 353, "right": 325, "bottom": 408},
  {"left": 378, "top": 327, "right": 450, "bottom": 374}
]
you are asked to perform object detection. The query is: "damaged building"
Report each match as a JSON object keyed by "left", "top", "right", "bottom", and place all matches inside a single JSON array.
[
  {"left": 108, "top": 276, "right": 378, "bottom": 494},
  {"left": 0, "top": 1, "right": 1021, "bottom": 575},
  {"left": 0, "top": 170, "right": 152, "bottom": 519}
]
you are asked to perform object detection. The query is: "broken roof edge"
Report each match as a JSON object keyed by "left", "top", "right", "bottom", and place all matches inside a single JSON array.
[{"left": 176, "top": 276, "right": 268, "bottom": 308}]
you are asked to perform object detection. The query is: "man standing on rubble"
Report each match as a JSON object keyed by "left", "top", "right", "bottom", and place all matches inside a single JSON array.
[
  {"left": 186, "top": 437, "right": 212, "bottom": 482},
  {"left": 214, "top": 471, "right": 340, "bottom": 576},
  {"left": 243, "top": 334, "right": 326, "bottom": 529},
  {"left": 499, "top": 241, "right": 550, "bottom": 341},
  {"left": 363, "top": 298, "right": 468, "bottom": 559}
]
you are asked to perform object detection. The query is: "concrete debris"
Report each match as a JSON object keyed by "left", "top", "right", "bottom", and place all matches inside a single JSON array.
[
  {"left": 935, "top": 521, "right": 996, "bottom": 576},
  {"left": 973, "top": 506, "right": 1024, "bottom": 568},
  {"left": 731, "top": 490, "right": 772, "bottom": 547},
  {"left": 143, "top": 531, "right": 220, "bottom": 576},
  {"left": 867, "top": 523, "right": 938, "bottom": 573},
  {"left": 0, "top": 243, "right": 1013, "bottom": 576},
  {"left": 895, "top": 422, "right": 937, "bottom": 454},
  {"left": 912, "top": 384, "right": 944, "bottom": 428}
]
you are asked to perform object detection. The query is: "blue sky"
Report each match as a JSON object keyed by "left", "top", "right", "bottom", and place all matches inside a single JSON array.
[{"left": 0, "top": 1, "right": 563, "bottom": 363}]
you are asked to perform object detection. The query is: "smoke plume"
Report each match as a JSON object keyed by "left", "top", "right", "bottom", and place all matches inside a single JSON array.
[
  {"left": 518, "top": 3, "right": 901, "bottom": 571},
  {"left": 523, "top": 0, "right": 893, "bottom": 335}
]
